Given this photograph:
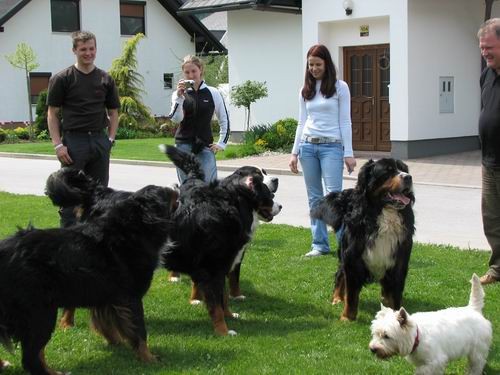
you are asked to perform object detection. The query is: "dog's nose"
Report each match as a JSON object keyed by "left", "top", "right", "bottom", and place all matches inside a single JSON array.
[
  {"left": 403, "top": 174, "right": 412, "bottom": 184},
  {"left": 278, "top": 204, "right": 283, "bottom": 211},
  {"left": 370, "top": 347, "right": 377, "bottom": 354}
]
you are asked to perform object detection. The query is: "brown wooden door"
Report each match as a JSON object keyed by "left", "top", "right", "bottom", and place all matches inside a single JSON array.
[{"left": 344, "top": 44, "right": 390, "bottom": 151}]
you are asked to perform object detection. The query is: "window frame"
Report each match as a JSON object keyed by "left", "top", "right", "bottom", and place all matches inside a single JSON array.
[
  {"left": 50, "top": 0, "right": 80, "bottom": 33},
  {"left": 29, "top": 72, "right": 52, "bottom": 105},
  {"left": 120, "top": 1, "right": 146, "bottom": 36}
]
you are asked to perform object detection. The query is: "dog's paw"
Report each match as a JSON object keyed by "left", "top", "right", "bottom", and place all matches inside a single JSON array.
[
  {"left": 0, "top": 360, "right": 11, "bottom": 370},
  {"left": 227, "top": 330, "right": 238, "bottom": 336},
  {"left": 190, "top": 299, "right": 202, "bottom": 305},
  {"left": 230, "top": 295, "right": 246, "bottom": 301},
  {"left": 332, "top": 297, "right": 343, "bottom": 305},
  {"left": 340, "top": 315, "right": 354, "bottom": 322},
  {"left": 168, "top": 276, "right": 181, "bottom": 283},
  {"left": 231, "top": 312, "right": 240, "bottom": 319}
]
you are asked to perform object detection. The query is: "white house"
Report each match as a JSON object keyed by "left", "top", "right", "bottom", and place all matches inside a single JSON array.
[
  {"left": 180, "top": 0, "right": 500, "bottom": 158},
  {"left": 0, "top": 0, "right": 225, "bottom": 124}
]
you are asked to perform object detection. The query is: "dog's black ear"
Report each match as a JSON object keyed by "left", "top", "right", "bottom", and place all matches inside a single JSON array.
[
  {"left": 356, "top": 159, "right": 375, "bottom": 193},
  {"left": 397, "top": 307, "right": 409, "bottom": 327},
  {"left": 396, "top": 159, "right": 409, "bottom": 173}
]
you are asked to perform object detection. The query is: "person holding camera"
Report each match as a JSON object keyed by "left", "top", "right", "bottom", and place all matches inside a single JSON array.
[{"left": 168, "top": 55, "right": 230, "bottom": 183}]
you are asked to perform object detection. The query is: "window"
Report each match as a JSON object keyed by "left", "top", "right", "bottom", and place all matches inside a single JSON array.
[
  {"left": 120, "top": 1, "right": 145, "bottom": 36},
  {"left": 29, "top": 73, "right": 51, "bottom": 105},
  {"left": 51, "top": 0, "right": 80, "bottom": 32},
  {"left": 163, "top": 73, "right": 173, "bottom": 89}
]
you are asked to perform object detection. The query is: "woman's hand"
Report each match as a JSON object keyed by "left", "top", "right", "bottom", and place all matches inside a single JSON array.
[
  {"left": 176, "top": 80, "right": 186, "bottom": 97},
  {"left": 210, "top": 144, "right": 223, "bottom": 154},
  {"left": 344, "top": 157, "right": 357, "bottom": 174},
  {"left": 289, "top": 154, "right": 299, "bottom": 174}
]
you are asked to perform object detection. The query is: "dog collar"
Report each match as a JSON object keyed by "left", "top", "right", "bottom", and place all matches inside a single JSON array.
[{"left": 411, "top": 326, "right": 420, "bottom": 354}]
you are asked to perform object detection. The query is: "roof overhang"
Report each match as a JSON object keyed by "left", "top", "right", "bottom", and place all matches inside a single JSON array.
[{"left": 178, "top": 0, "right": 301, "bottom": 15}]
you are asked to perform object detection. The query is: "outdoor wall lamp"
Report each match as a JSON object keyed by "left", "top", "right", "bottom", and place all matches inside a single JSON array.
[{"left": 343, "top": 0, "right": 353, "bottom": 16}]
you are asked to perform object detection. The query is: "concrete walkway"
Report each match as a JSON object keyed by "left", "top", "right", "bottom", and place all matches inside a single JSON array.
[
  {"left": 0, "top": 149, "right": 488, "bottom": 250},
  {"left": 217, "top": 149, "right": 482, "bottom": 189}
]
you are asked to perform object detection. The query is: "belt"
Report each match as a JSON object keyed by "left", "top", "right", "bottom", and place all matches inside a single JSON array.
[
  {"left": 302, "top": 136, "right": 341, "bottom": 144},
  {"left": 63, "top": 129, "right": 104, "bottom": 136}
]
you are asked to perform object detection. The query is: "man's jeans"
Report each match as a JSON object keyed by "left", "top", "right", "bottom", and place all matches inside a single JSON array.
[
  {"left": 59, "top": 130, "right": 112, "bottom": 228},
  {"left": 482, "top": 165, "right": 500, "bottom": 278},
  {"left": 299, "top": 142, "right": 344, "bottom": 253},
  {"left": 175, "top": 143, "right": 217, "bottom": 183}
]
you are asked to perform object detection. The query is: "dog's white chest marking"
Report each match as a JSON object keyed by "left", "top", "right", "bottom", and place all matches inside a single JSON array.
[
  {"left": 230, "top": 213, "right": 259, "bottom": 272},
  {"left": 363, "top": 208, "right": 406, "bottom": 280}
]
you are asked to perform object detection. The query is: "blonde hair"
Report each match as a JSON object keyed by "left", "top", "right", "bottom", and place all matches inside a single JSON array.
[
  {"left": 181, "top": 55, "right": 204, "bottom": 75},
  {"left": 478, "top": 18, "right": 500, "bottom": 38}
]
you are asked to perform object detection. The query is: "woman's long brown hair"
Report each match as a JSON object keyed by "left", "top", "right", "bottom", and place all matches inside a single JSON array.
[{"left": 301, "top": 44, "right": 337, "bottom": 100}]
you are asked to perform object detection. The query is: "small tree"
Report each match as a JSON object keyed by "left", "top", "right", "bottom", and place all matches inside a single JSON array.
[
  {"left": 109, "top": 33, "right": 153, "bottom": 133},
  {"left": 5, "top": 42, "right": 39, "bottom": 140},
  {"left": 230, "top": 80, "right": 268, "bottom": 130}
]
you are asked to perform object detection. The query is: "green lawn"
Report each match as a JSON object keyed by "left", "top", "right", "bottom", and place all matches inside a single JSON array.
[
  {"left": 0, "top": 138, "right": 259, "bottom": 161},
  {"left": 0, "top": 192, "right": 498, "bottom": 374}
]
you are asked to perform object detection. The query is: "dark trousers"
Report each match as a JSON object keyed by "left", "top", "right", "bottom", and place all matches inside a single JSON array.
[
  {"left": 59, "top": 130, "right": 112, "bottom": 227},
  {"left": 482, "top": 165, "right": 500, "bottom": 278}
]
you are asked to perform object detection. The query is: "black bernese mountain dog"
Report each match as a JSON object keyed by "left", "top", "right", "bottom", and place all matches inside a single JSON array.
[
  {"left": 45, "top": 168, "right": 166, "bottom": 329},
  {"left": 160, "top": 145, "right": 281, "bottom": 336},
  {"left": 0, "top": 174, "right": 178, "bottom": 374},
  {"left": 165, "top": 166, "right": 280, "bottom": 302},
  {"left": 312, "top": 158, "right": 415, "bottom": 321}
]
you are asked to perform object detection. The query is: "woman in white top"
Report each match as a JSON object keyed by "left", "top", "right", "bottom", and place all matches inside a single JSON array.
[{"left": 289, "top": 44, "right": 356, "bottom": 257}]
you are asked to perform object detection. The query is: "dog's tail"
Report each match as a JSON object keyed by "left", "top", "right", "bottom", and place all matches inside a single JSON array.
[
  {"left": 468, "top": 273, "right": 485, "bottom": 313},
  {"left": 90, "top": 305, "right": 137, "bottom": 346},
  {"left": 311, "top": 190, "right": 352, "bottom": 232},
  {"left": 159, "top": 144, "right": 205, "bottom": 181},
  {"left": 45, "top": 168, "right": 99, "bottom": 207}
]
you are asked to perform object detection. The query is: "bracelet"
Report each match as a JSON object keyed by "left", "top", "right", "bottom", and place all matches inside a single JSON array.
[{"left": 54, "top": 144, "right": 64, "bottom": 150}]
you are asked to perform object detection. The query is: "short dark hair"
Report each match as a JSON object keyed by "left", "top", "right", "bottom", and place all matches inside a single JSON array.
[
  {"left": 301, "top": 44, "right": 337, "bottom": 101},
  {"left": 478, "top": 18, "right": 500, "bottom": 39},
  {"left": 71, "top": 31, "right": 97, "bottom": 49}
]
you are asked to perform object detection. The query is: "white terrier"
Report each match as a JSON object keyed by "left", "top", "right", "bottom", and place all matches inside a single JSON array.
[{"left": 369, "top": 274, "right": 492, "bottom": 375}]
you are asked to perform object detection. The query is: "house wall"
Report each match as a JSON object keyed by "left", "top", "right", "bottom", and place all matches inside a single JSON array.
[
  {"left": 227, "top": 10, "right": 302, "bottom": 132},
  {"left": 407, "top": 0, "right": 484, "bottom": 141},
  {"left": 0, "top": 0, "right": 194, "bottom": 122},
  {"left": 302, "top": 0, "right": 409, "bottom": 140}
]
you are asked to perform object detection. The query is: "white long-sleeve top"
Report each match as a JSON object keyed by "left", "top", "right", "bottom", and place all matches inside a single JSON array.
[{"left": 291, "top": 79, "right": 353, "bottom": 157}]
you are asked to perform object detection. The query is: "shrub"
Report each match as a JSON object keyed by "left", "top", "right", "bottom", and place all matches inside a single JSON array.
[
  {"left": 116, "top": 127, "right": 138, "bottom": 140},
  {"left": 4, "top": 130, "right": 19, "bottom": 143},
  {"left": 14, "top": 127, "right": 29, "bottom": 140},
  {"left": 0, "top": 129, "right": 6, "bottom": 143},
  {"left": 34, "top": 90, "right": 48, "bottom": 134},
  {"left": 36, "top": 130, "right": 50, "bottom": 141},
  {"left": 243, "top": 118, "right": 298, "bottom": 152}
]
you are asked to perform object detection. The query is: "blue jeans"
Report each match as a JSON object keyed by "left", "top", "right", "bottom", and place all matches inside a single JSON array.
[
  {"left": 175, "top": 143, "right": 217, "bottom": 183},
  {"left": 299, "top": 142, "right": 344, "bottom": 253}
]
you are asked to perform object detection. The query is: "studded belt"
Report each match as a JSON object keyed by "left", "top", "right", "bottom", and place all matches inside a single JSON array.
[{"left": 302, "top": 136, "right": 341, "bottom": 144}]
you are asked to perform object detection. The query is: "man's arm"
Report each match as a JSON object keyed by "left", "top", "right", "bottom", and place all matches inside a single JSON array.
[
  {"left": 48, "top": 106, "right": 72, "bottom": 165},
  {"left": 107, "top": 108, "right": 119, "bottom": 141}
]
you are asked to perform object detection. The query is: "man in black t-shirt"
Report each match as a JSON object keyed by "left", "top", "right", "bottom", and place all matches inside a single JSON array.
[
  {"left": 477, "top": 19, "right": 500, "bottom": 285},
  {"left": 47, "top": 30, "right": 120, "bottom": 228}
]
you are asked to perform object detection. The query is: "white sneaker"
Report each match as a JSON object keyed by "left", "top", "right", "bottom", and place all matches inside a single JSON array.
[{"left": 304, "top": 249, "right": 328, "bottom": 257}]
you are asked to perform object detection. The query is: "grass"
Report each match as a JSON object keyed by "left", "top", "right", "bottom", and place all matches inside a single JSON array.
[
  {"left": 0, "top": 138, "right": 260, "bottom": 161},
  {"left": 0, "top": 192, "right": 498, "bottom": 374}
]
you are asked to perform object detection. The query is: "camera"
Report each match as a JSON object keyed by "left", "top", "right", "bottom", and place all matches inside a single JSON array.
[{"left": 184, "top": 80, "right": 195, "bottom": 89}]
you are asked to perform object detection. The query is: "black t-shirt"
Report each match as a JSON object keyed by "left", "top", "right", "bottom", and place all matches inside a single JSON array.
[
  {"left": 47, "top": 65, "right": 120, "bottom": 131},
  {"left": 479, "top": 67, "right": 500, "bottom": 168}
]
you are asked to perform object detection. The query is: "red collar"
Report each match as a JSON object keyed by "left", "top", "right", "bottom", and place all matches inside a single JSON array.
[{"left": 411, "top": 326, "right": 420, "bottom": 354}]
